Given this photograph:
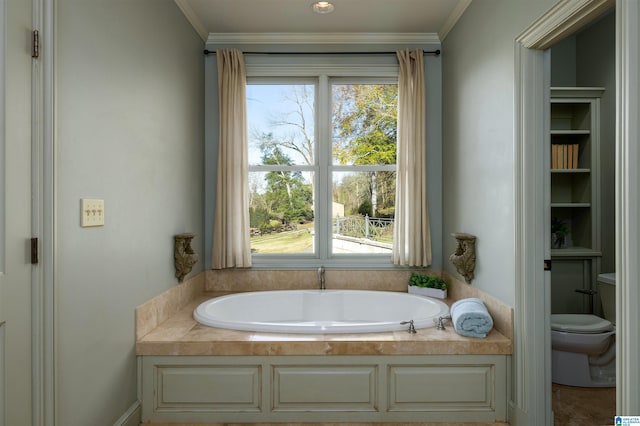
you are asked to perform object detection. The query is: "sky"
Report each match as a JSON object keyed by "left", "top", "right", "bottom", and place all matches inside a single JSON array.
[{"left": 246, "top": 83, "right": 315, "bottom": 166}]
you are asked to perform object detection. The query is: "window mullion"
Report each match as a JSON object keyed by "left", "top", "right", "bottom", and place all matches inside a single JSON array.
[{"left": 316, "top": 75, "right": 331, "bottom": 260}]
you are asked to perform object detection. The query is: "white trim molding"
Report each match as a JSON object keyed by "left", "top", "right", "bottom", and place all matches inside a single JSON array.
[
  {"left": 0, "top": 0, "right": 5, "bottom": 274},
  {"left": 113, "top": 401, "right": 141, "bottom": 426},
  {"left": 32, "top": 0, "right": 56, "bottom": 424},
  {"left": 438, "top": 0, "right": 472, "bottom": 42},
  {"left": 518, "top": 0, "right": 615, "bottom": 50},
  {"left": 512, "top": 42, "right": 552, "bottom": 426},
  {"left": 616, "top": 0, "right": 640, "bottom": 415},
  {"left": 206, "top": 32, "right": 440, "bottom": 46},
  {"left": 174, "top": 0, "right": 208, "bottom": 41}
]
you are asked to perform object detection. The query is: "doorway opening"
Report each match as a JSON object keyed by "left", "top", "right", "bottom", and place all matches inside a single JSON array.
[
  {"left": 548, "top": 10, "right": 616, "bottom": 425},
  {"left": 513, "top": 0, "right": 621, "bottom": 424}
]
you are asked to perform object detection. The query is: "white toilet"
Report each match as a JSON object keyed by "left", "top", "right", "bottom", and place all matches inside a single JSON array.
[{"left": 551, "top": 272, "right": 616, "bottom": 387}]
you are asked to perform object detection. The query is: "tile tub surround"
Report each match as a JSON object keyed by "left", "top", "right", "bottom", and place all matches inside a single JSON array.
[
  {"left": 443, "top": 271, "right": 513, "bottom": 340},
  {"left": 135, "top": 272, "right": 205, "bottom": 340},
  {"left": 135, "top": 270, "right": 512, "bottom": 356}
]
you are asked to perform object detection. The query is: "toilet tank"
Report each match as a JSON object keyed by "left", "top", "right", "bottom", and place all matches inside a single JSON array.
[{"left": 597, "top": 273, "right": 616, "bottom": 324}]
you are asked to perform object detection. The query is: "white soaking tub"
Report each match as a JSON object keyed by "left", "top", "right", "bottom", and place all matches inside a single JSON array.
[{"left": 194, "top": 289, "right": 450, "bottom": 334}]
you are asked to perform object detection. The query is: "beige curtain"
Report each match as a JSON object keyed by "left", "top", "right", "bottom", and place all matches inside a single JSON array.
[
  {"left": 393, "top": 49, "right": 432, "bottom": 266},
  {"left": 211, "top": 49, "right": 251, "bottom": 268}
]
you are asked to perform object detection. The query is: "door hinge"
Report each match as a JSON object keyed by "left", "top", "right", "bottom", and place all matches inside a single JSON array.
[
  {"left": 544, "top": 259, "right": 552, "bottom": 271},
  {"left": 32, "top": 30, "right": 39, "bottom": 59},
  {"left": 31, "top": 238, "right": 39, "bottom": 264}
]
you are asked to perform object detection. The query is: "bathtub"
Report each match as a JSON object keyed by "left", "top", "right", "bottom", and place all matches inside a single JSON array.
[{"left": 194, "top": 289, "right": 449, "bottom": 334}]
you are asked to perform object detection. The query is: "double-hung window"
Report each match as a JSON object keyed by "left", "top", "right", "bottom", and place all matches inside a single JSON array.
[{"left": 246, "top": 61, "right": 398, "bottom": 267}]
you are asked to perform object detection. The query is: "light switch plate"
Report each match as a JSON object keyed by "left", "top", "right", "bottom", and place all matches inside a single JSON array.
[{"left": 81, "top": 198, "right": 105, "bottom": 227}]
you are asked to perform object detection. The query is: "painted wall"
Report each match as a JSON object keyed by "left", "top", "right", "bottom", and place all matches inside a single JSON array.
[
  {"left": 442, "top": 0, "right": 557, "bottom": 305},
  {"left": 55, "top": 0, "right": 204, "bottom": 424},
  {"left": 551, "top": 36, "right": 577, "bottom": 86},
  {"left": 575, "top": 12, "right": 616, "bottom": 274}
]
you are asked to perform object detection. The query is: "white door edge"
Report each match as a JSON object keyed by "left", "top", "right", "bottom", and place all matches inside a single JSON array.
[{"left": 31, "top": 0, "right": 55, "bottom": 424}]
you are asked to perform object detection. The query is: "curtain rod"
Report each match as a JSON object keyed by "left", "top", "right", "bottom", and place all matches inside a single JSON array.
[{"left": 203, "top": 49, "right": 440, "bottom": 56}]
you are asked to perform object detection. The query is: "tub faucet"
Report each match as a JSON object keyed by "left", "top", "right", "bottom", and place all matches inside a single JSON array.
[
  {"left": 436, "top": 315, "right": 452, "bottom": 331},
  {"left": 400, "top": 320, "right": 417, "bottom": 334},
  {"left": 318, "top": 266, "right": 326, "bottom": 290}
]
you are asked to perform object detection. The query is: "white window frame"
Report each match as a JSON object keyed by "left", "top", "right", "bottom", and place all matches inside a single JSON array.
[{"left": 246, "top": 58, "right": 401, "bottom": 269}]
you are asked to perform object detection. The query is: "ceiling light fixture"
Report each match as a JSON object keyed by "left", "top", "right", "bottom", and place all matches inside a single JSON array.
[{"left": 312, "top": 1, "right": 334, "bottom": 14}]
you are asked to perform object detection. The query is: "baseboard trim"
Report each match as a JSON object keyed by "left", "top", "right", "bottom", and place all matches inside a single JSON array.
[
  {"left": 113, "top": 400, "right": 141, "bottom": 426},
  {"left": 508, "top": 400, "right": 528, "bottom": 426}
]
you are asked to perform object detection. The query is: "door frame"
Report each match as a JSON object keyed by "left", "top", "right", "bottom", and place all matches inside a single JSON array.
[
  {"left": 32, "top": 0, "right": 55, "bottom": 424},
  {"left": 1, "top": 0, "right": 5, "bottom": 419},
  {"left": 0, "top": 0, "right": 5, "bottom": 274},
  {"left": 514, "top": 0, "right": 640, "bottom": 422},
  {"left": 512, "top": 39, "right": 552, "bottom": 426},
  {"left": 614, "top": 0, "right": 640, "bottom": 414}
]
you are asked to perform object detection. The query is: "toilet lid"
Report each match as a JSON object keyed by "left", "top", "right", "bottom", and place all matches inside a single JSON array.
[
  {"left": 551, "top": 314, "right": 614, "bottom": 333},
  {"left": 597, "top": 272, "right": 616, "bottom": 285}
]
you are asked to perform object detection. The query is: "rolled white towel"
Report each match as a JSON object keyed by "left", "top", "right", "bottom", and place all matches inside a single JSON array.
[{"left": 450, "top": 298, "right": 493, "bottom": 338}]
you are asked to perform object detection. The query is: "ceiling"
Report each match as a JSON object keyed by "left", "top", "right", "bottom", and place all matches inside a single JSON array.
[{"left": 175, "top": 0, "right": 472, "bottom": 42}]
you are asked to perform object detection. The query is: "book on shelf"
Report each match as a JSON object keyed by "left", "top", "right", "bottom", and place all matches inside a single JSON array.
[
  {"left": 551, "top": 143, "right": 580, "bottom": 169},
  {"left": 567, "top": 143, "right": 579, "bottom": 169}
]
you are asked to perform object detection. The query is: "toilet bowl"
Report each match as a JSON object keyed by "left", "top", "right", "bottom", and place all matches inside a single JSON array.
[{"left": 551, "top": 273, "right": 616, "bottom": 387}]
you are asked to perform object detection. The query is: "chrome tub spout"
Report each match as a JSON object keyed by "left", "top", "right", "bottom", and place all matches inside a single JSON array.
[{"left": 318, "top": 266, "right": 326, "bottom": 290}]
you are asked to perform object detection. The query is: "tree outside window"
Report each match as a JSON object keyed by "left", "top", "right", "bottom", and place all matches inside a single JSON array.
[{"left": 247, "top": 80, "right": 397, "bottom": 257}]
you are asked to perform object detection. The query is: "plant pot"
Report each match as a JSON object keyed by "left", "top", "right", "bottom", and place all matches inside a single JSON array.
[
  {"left": 551, "top": 232, "right": 574, "bottom": 249},
  {"left": 408, "top": 285, "right": 447, "bottom": 299}
]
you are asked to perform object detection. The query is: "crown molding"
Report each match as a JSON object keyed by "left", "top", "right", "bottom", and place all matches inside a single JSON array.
[
  {"left": 439, "top": 0, "right": 472, "bottom": 42},
  {"left": 174, "top": 0, "right": 208, "bottom": 41},
  {"left": 206, "top": 32, "right": 440, "bottom": 46}
]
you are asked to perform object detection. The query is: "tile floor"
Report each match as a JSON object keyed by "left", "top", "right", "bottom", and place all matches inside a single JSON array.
[{"left": 552, "top": 383, "right": 616, "bottom": 426}]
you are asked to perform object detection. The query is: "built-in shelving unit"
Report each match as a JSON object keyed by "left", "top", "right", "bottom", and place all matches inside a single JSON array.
[
  {"left": 550, "top": 87, "right": 603, "bottom": 254},
  {"left": 550, "top": 87, "right": 604, "bottom": 314}
]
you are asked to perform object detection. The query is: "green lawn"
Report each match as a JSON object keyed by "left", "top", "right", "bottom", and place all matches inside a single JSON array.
[
  {"left": 250, "top": 222, "right": 393, "bottom": 253},
  {"left": 251, "top": 228, "right": 313, "bottom": 253}
]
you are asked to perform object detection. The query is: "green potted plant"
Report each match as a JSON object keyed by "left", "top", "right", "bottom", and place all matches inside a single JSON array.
[
  {"left": 551, "top": 217, "right": 569, "bottom": 249},
  {"left": 408, "top": 272, "right": 448, "bottom": 299}
]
